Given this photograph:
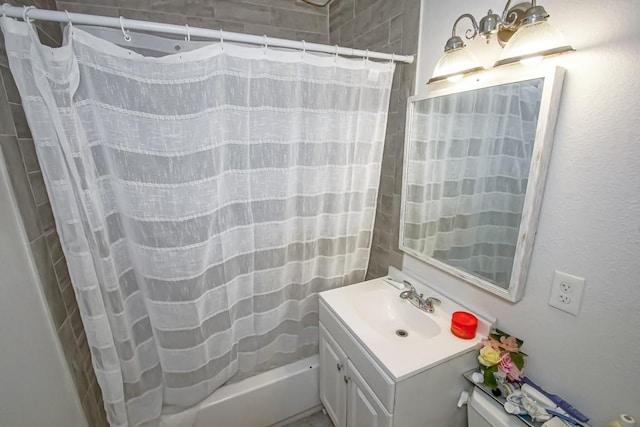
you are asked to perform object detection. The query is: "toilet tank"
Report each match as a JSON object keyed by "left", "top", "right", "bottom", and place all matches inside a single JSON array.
[{"left": 468, "top": 388, "right": 527, "bottom": 427}]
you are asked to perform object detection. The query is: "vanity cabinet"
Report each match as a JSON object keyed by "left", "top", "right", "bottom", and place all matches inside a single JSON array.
[
  {"left": 319, "top": 326, "right": 347, "bottom": 425},
  {"left": 319, "top": 286, "right": 479, "bottom": 427},
  {"left": 320, "top": 325, "right": 391, "bottom": 427},
  {"left": 346, "top": 359, "right": 392, "bottom": 427}
]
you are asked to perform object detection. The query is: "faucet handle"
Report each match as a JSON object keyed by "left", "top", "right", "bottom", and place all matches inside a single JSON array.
[
  {"left": 425, "top": 296, "right": 441, "bottom": 313},
  {"left": 402, "top": 280, "right": 416, "bottom": 292}
]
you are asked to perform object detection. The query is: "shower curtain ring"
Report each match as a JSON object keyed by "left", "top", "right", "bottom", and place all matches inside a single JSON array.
[
  {"left": 64, "top": 10, "right": 73, "bottom": 32},
  {"left": 119, "top": 16, "right": 132, "bottom": 42},
  {"left": 185, "top": 24, "right": 190, "bottom": 42},
  {"left": 219, "top": 29, "right": 224, "bottom": 51},
  {"left": 2, "top": 4, "right": 8, "bottom": 18},
  {"left": 22, "top": 6, "right": 35, "bottom": 24},
  {"left": 334, "top": 44, "right": 339, "bottom": 64},
  {"left": 300, "top": 40, "right": 306, "bottom": 59},
  {"left": 263, "top": 35, "right": 268, "bottom": 55},
  {"left": 365, "top": 49, "right": 370, "bottom": 62}
]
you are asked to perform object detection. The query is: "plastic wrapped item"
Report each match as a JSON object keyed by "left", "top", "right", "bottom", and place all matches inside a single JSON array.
[{"left": 606, "top": 414, "right": 636, "bottom": 427}]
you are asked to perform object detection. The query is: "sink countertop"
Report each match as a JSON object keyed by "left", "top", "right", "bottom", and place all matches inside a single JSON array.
[{"left": 319, "top": 277, "right": 491, "bottom": 382}]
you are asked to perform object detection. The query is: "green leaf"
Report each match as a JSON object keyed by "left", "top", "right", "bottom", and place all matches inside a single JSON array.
[
  {"left": 510, "top": 351, "right": 525, "bottom": 370},
  {"left": 494, "top": 328, "right": 508, "bottom": 337},
  {"left": 483, "top": 367, "right": 498, "bottom": 389}
]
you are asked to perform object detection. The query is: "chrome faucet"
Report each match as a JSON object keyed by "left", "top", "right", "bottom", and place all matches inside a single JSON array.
[{"left": 399, "top": 280, "right": 441, "bottom": 313}]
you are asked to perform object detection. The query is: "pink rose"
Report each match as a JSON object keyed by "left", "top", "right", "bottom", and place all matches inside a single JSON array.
[{"left": 498, "top": 354, "right": 523, "bottom": 381}]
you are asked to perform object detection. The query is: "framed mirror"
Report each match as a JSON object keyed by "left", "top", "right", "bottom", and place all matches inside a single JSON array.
[{"left": 400, "top": 66, "right": 565, "bottom": 301}]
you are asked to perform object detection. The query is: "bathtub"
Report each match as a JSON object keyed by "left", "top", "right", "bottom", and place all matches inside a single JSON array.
[{"left": 160, "top": 355, "right": 321, "bottom": 427}]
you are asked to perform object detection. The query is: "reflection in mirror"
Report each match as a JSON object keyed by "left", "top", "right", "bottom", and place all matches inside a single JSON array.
[
  {"left": 403, "top": 79, "right": 543, "bottom": 289},
  {"left": 401, "top": 67, "right": 566, "bottom": 301}
]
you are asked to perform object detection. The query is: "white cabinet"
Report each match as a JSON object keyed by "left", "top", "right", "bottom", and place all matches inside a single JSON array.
[
  {"left": 319, "top": 326, "right": 347, "bottom": 426},
  {"left": 346, "top": 360, "right": 392, "bottom": 427},
  {"left": 319, "top": 297, "right": 477, "bottom": 427},
  {"left": 319, "top": 325, "right": 391, "bottom": 427}
]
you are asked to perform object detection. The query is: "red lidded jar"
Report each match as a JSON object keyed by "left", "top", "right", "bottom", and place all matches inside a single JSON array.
[{"left": 451, "top": 311, "right": 478, "bottom": 339}]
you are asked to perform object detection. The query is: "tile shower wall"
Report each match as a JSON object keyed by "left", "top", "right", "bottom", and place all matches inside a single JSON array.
[
  {"left": 0, "top": 1, "right": 106, "bottom": 426},
  {"left": 56, "top": 0, "right": 329, "bottom": 44},
  {"left": 329, "top": 0, "right": 420, "bottom": 279}
]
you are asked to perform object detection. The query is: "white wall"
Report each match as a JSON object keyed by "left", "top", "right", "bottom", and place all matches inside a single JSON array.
[
  {"left": 408, "top": 1, "right": 640, "bottom": 425},
  {"left": 0, "top": 150, "right": 87, "bottom": 426}
]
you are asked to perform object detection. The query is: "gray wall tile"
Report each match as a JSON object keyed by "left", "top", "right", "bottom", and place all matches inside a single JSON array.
[
  {"left": 18, "top": 138, "right": 40, "bottom": 172},
  {"left": 245, "top": 0, "right": 327, "bottom": 16},
  {"left": 28, "top": 171, "right": 48, "bottom": 204},
  {"left": 0, "top": 135, "right": 42, "bottom": 241},
  {"left": 370, "top": 0, "right": 403, "bottom": 27},
  {"left": 329, "top": 0, "right": 420, "bottom": 277},
  {"left": 353, "top": 21, "right": 389, "bottom": 50},
  {"left": 329, "top": 0, "right": 354, "bottom": 33},
  {"left": 389, "top": 15, "right": 402, "bottom": 44},
  {"left": 57, "top": 2, "right": 119, "bottom": 18},
  {"left": 55, "top": 257, "right": 71, "bottom": 290},
  {"left": 1, "top": 66, "right": 20, "bottom": 103},
  {"left": 185, "top": 16, "right": 245, "bottom": 33},
  {"left": 149, "top": 0, "right": 214, "bottom": 17},
  {"left": 243, "top": 23, "right": 297, "bottom": 40},
  {"left": 45, "top": 229, "right": 63, "bottom": 263},
  {"left": 9, "top": 103, "right": 31, "bottom": 138},
  {"left": 355, "top": 0, "right": 377, "bottom": 15},
  {"left": 37, "top": 201, "right": 55, "bottom": 233},
  {"left": 295, "top": 30, "right": 327, "bottom": 44},
  {"left": 0, "top": 95, "right": 15, "bottom": 136},
  {"left": 114, "top": 0, "right": 150, "bottom": 10},
  {"left": 214, "top": 1, "right": 271, "bottom": 25},
  {"left": 70, "top": 307, "right": 84, "bottom": 339},
  {"left": 271, "top": 8, "right": 326, "bottom": 34},
  {"left": 61, "top": 283, "right": 78, "bottom": 315},
  {"left": 119, "top": 8, "right": 187, "bottom": 25},
  {"left": 31, "top": 236, "right": 67, "bottom": 328}
]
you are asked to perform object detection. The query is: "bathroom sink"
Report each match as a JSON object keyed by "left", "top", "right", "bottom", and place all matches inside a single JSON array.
[
  {"left": 353, "top": 288, "right": 441, "bottom": 340},
  {"left": 319, "top": 276, "right": 491, "bottom": 381}
]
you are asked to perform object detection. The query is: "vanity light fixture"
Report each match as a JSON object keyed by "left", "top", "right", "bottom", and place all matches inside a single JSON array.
[
  {"left": 495, "top": 2, "right": 574, "bottom": 66},
  {"left": 428, "top": 1, "right": 573, "bottom": 84},
  {"left": 428, "top": 14, "right": 484, "bottom": 84}
]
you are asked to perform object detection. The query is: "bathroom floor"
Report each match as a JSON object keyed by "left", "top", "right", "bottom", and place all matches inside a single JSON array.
[{"left": 283, "top": 410, "right": 334, "bottom": 427}]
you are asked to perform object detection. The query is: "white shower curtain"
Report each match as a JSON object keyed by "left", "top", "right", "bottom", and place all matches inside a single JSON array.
[{"left": 1, "top": 18, "right": 393, "bottom": 427}]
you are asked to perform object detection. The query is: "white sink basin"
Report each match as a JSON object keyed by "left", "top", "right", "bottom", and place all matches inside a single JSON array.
[
  {"left": 353, "top": 288, "right": 441, "bottom": 340},
  {"left": 320, "top": 277, "right": 491, "bottom": 381}
]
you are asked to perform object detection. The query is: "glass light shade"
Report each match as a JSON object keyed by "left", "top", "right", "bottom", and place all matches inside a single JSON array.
[
  {"left": 428, "top": 47, "right": 483, "bottom": 84},
  {"left": 495, "top": 20, "right": 573, "bottom": 66}
]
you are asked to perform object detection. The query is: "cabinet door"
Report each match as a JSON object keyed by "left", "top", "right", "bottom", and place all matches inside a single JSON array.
[
  {"left": 319, "top": 325, "right": 347, "bottom": 427},
  {"left": 346, "top": 360, "right": 392, "bottom": 427}
]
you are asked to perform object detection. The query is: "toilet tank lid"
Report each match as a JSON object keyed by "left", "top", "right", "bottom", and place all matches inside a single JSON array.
[{"left": 469, "top": 388, "right": 528, "bottom": 427}]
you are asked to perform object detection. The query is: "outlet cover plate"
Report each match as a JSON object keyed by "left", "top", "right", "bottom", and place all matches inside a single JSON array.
[{"left": 549, "top": 270, "right": 585, "bottom": 315}]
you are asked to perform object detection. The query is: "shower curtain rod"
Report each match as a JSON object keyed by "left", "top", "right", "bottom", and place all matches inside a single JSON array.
[{"left": 0, "top": 3, "right": 414, "bottom": 64}]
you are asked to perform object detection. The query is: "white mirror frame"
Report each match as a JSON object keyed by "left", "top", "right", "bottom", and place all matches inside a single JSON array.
[{"left": 400, "top": 65, "right": 566, "bottom": 302}]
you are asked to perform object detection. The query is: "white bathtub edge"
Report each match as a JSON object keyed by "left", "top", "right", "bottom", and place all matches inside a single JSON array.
[{"left": 193, "top": 355, "right": 320, "bottom": 427}]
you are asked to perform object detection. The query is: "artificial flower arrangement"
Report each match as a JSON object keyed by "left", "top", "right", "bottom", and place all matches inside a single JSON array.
[{"left": 477, "top": 328, "right": 527, "bottom": 390}]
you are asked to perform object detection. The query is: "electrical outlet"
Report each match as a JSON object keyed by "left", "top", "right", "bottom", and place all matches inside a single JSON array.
[
  {"left": 559, "top": 294, "right": 571, "bottom": 304},
  {"left": 549, "top": 270, "right": 585, "bottom": 315}
]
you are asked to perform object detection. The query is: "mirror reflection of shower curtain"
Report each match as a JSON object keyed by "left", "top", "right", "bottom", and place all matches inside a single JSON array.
[
  {"left": 406, "top": 81, "right": 542, "bottom": 285},
  {"left": 0, "top": 18, "right": 393, "bottom": 427}
]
